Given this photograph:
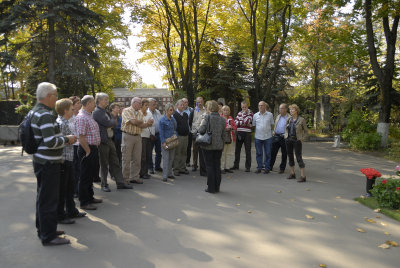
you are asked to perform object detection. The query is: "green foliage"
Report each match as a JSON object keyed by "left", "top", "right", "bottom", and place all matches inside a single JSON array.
[
  {"left": 371, "top": 178, "right": 400, "bottom": 209},
  {"left": 386, "top": 139, "right": 400, "bottom": 162},
  {"left": 14, "top": 92, "right": 35, "bottom": 117},
  {"left": 349, "top": 132, "right": 381, "bottom": 150}
]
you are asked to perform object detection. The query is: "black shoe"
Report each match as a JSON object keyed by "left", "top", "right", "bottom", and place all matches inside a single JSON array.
[
  {"left": 167, "top": 175, "right": 175, "bottom": 179},
  {"left": 297, "top": 176, "right": 306, "bottom": 183},
  {"left": 56, "top": 230, "right": 65, "bottom": 235},
  {"left": 200, "top": 173, "right": 207, "bottom": 177},
  {"left": 180, "top": 169, "right": 189, "bottom": 175},
  {"left": 90, "top": 198, "right": 103, "bottom": 204},
  {"left": 205, "top": 188, "right": 215, "bottom": 193},
  {"left": 230, "top": 166, "right": 239, "bottom": 170},
  {"left": 149, "top": 170, "right": 155, "bottom": 174},
  {"left": 264, "top": 169, "right": 270, "bottom": 174},
  {"left": 162, "top": 178, "right": 168, "bottom": 182},
  {"left": 279, "top": 170, "right": 285, "bottom": 174},
  {"left": 58, "top": 218, "right": 75, "bottom": 224},
  {"left": 101, "top": 186, "right": 111, "bottom": 192},
  {"left": 225, "top": 169, "right": 233, "bottom": 173},
  {"left": 69, "top": 212, "right": 86, "bottom": 218},
  {"left": 186, "top": 163, "right": 191, "bottom": 167},
  {"left": 93, "top": 178, "right": 101, "bottom": 183},
  {"left": 255, "top": 169, "right": 261, "bottom": 174},
  {"left": 141, "top": 174, "right": 151, "bottom": 179},
  {"left": 155, "top": 167, "right": 163, "bottom": 172},
  {"left": 42, "top": 237, "right": 70, "bottom": 246},
  {"left": 117, "top": 183, "right": 133, "bottom": 189},
  {"left": 192, "top": 167, "right": 198, "bottom": 171},
  {"left": 80, "top": 204, "right": 97, "bottom": 210},
  {"left": 245, "top": 168, "right": 250, "bottom": 172},
  {"left": 221, "top": 170, "right": 226, "bottom": 174}
]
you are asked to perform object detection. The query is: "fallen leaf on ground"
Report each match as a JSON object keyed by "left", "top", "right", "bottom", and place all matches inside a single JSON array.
[
  {"left": 305, "top": 214, "right": 314, "bottom": 219},
  {"left": 141, "top": 206, "right": 146, "bottom": 209},
  {"left": 380, "top": 222, "right": 387, "bottom": 226},
  {"left": 376, "top": 216, "right": 381, "bottom": 219},
  {"left": 248, "top": 210, "right": 252, "bottom": 214},
  {"left": 386, "top": 241, "right": 399, "bottom": 247},
  {"left": 384, "top": 232, "right": 390, "bottom": 236},
  {"left": 290, "top": 198, "right": 294, "bottom": 202},
  {"left": 365, "top": 218, "right": 376, "bottom": 223},
  {"left": 236, "top": 256, "right": 240, "bottom": 259},
  {"left": 374, "top": 208, "right": 381, "bottom": 213},
  {"left": 236, "top": 203, "right": 240, "bottom": 206},
  {"left": 336, "top": 196, "right": 342, "bottom": 199},
  {"left": 276, "top": 190, "right": 282, "bottom": 193},
  {"left": 334, "top": 208, "right": 338, "bottom": 210},
  {"left": 306, "top": 188, "right": 310, "bottom": 191},
  {"left": 176, "top": 218, "right": 181, "bottom": 222},
  {"left": 333, "top": 216, "right": 338, "bottom": 219},
  {"left": 378, "top": 243, "right": 390, "bottom": 249},
  {"left": 356, "top": 228, "right": 366, "bottom": 233},
  {"left": 319, "top": 264, "right": 327, "bottom": 268},
  {"left": 360, "top": 195, "right": 366, "bottom": 199}
]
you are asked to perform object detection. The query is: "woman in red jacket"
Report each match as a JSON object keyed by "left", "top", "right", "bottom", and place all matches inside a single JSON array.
[{"left": 221, "top": 105, "right": 237, "bottom": 173}]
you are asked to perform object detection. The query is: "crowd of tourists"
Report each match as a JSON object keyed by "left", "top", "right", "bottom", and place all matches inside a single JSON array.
[{"left": 30, "top": 82, "right": 308, "bottom": 246}]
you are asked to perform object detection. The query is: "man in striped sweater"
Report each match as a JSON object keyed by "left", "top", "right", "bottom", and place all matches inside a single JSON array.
[
  {"left": 31, "top": 82, "right": 76, "bottom": 246},
  {"left": 231, "top": 101, "right": 253, "bottom": 172}
]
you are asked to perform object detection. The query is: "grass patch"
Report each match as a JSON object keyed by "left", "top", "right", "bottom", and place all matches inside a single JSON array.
[{"left": 355, "top": 197, "right": 400, "bottom": 222}]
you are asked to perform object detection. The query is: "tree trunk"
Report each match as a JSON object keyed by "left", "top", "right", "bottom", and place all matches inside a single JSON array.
[
  {"left": 48, "top": 6, "right": 56, "bottom": 83},
  {"left": 313, "top": 59, "right": 320, "bottom": 129},
  {"left": 364, "top": 0, "right": 399, "bottom": 147}
]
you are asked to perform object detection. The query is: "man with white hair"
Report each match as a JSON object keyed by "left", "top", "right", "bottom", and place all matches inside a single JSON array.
[
  {"left": 93, "top": 93, "right": 132, "bottom": 192},
  {"left": 74, "top": 95, "right": 102, "bottom": 210},
  {"left": 121, "top": 97, "right": 153, "bottom": 184},
  {"left": 172, "top": 99, "right": 190, "bottom": 176},
  {"left": 148, "top": 98, "right": 162, "bottom": 173},
  {"left": 31, "top": 82, "right": 76, "bottom": 246}
]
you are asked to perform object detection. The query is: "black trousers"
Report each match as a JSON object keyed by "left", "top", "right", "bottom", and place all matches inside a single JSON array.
[
  {"left": 73, "top": 145, "right": 80, "bottom": 195},
  {"left": 286, "top": 139, "right": 305, "bottom": 168},
  {"left": 58, "top": 160, "right": 78, "bottom": 219},
  {"left": 193, "top": 142, "right": 206, "bottom": 174},
  {"left": 270, "top": 135, "right": 288, "bottom": 171},
  {"left": 203, "top": 149, "right": 223, "bottom": 193},
  {"left": 140, "top": 137, "right": 152, "bottom": 177},
  {"left": 33, "top": 161, "right": 60, "bottom": 243},
  {"left": 78, "top": 145, "right": 98, "bottom": 206},
  {"left": 149, "top": 133, "right": 162, "bottom": 170},
  {"left": 234, "top": 131, "right": 252, "bottom": 169},
  {"left": 113, "top": 137, "right": 122, "bottom": 165},
  {"left": 186, "top": 133, "right": 192, "bottom": 164}
]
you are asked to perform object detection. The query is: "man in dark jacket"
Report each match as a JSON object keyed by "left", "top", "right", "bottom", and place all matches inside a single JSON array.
[
  {"left": 173, "top": 99, "right": 190, "bottom": 176},
  {"left": 93, "top": 93, "right": 132, "bottom": 192}
]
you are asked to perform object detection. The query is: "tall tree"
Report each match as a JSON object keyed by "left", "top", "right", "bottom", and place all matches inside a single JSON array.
[{"left": 364, "top": 0, "right": 399, "bottom": 146}]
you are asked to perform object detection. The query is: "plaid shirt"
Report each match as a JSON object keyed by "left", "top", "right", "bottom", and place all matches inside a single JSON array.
[
  {"left": 74, "top": 109, "right": 101, "bottom": 146},
  {"left": 121, "top": 106, "right": 143, "bottom": 135},
  {"left": 56, "top": 115, "right": 74, "bottom": 161}
]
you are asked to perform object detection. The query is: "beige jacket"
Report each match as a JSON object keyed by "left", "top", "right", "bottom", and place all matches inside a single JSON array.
[{"left": 284, "top": 116, "right": 308, "bottom": 142}]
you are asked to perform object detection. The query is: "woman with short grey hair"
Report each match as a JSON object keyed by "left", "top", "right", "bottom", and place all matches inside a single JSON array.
[{"left": 197, "top": 100, "right": 227, "bottom": 193}]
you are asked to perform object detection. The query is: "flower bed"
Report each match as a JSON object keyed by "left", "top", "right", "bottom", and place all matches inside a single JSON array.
[{"left": 371, "top": 178, "right": 400, "bottom": 209}]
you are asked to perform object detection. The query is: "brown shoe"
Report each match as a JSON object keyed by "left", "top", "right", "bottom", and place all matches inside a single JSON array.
[
  {"left": 130, "top": 179, "right": 143, "bottom": 184},
  {"left": 279, "top": 170, "right": 285, "bottom": 174},
  {"left": 297, "top": 176, "right": 306, "bottom": 183},
  {"left": 90, "top": 198, "right": 103, "bottom": 204},
  {"left": 56, "top": 230, "right": 65, "bottom": 235},
  {"left": 287, "top": 173, "right": 296, "bottom": 180},
  {"left": 42, "top": 237, "right": 70, "bottom": 246}
]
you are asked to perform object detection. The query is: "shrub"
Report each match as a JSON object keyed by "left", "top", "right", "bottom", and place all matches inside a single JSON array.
[
  {"left": 349, "top": 132, "right": 381, "bottom": 150},
  {"left": 371, "top": 178, "right": 400, "bottom": 209}
]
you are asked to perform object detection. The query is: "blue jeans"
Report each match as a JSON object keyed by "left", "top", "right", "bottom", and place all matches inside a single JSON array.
[{"left": 255, "top": 138, "right": 272, "bottom": 171}]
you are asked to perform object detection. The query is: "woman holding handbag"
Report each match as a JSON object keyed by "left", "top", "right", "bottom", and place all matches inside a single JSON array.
[
  {"left": 198, "top": 100, "right": 227, "bottom": 193},
  {"left": 221, "top": 105, "right": 237, "bottom": 174},
  {"left": 159, "top": 103, "right": 178, "bottom": 182}
]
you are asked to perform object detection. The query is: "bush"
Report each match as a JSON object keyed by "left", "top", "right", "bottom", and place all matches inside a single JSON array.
[
  {"left": 371, "top": 178, "right": 400, "bottom": 209},
  {"left": 349, "top": 132, "right": 381, "bottom": 150}
]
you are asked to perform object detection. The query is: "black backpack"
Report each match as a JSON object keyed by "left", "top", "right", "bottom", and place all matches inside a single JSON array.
[{"left": 19, "top": 110, "right": 39, "bottom": 155}]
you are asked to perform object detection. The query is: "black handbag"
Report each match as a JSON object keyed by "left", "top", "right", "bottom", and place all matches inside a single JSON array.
[{"left": 195, "top": 116, "right": 212, "bottom": 146}]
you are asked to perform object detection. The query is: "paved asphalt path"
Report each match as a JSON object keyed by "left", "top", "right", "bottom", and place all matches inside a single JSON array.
[{"left": 0, "top": 143, "right": 399, "bottom": 268}]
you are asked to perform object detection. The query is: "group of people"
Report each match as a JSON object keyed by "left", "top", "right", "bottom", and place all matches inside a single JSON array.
[{"left": 30, "top": 81, "right": 308, "bottom": 247}]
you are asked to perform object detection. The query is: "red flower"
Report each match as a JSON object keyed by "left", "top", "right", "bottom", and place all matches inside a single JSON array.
[
  {"left": 360, "top": 168, "right": 382, "bottom": 179},
  {"left": 396, "top": 187, "right": 400, "bottom": 191},
  {"left": 382, "top": 179, "right": 388, "bottom": 184}
]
